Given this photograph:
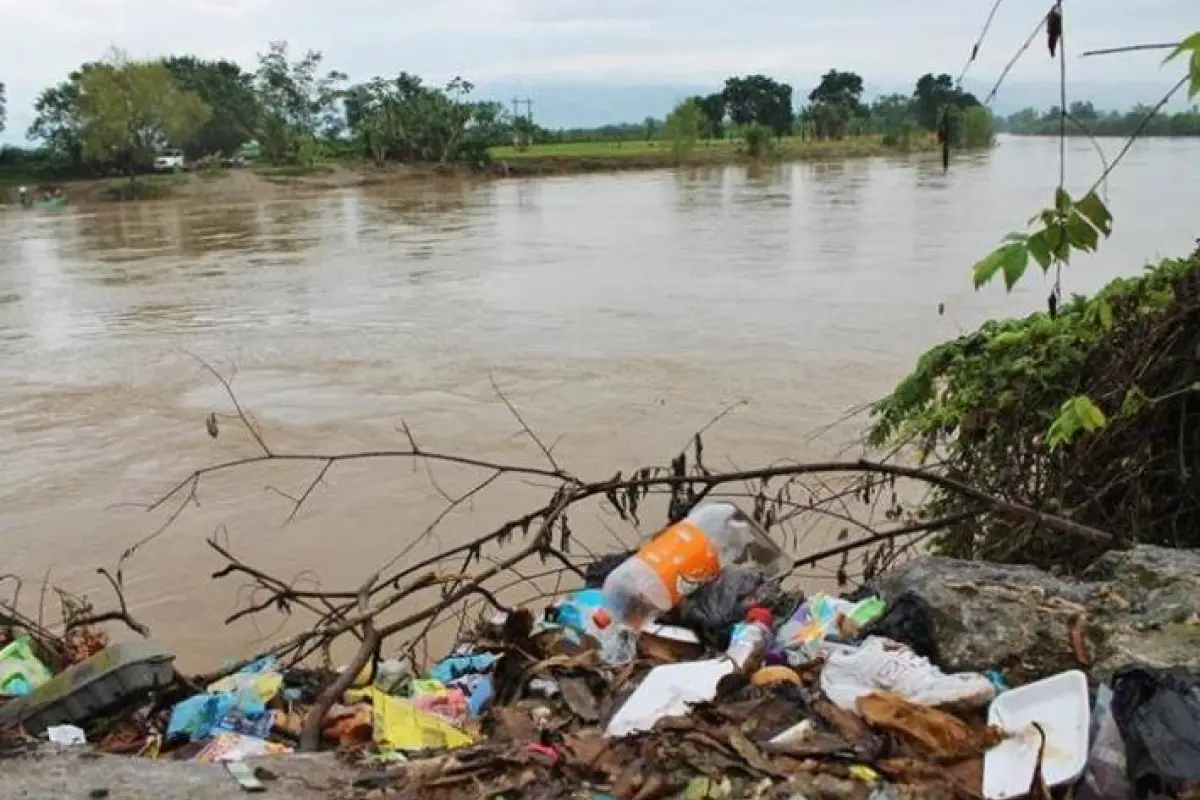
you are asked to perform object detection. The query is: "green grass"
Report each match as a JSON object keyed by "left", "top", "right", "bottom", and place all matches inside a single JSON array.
[
  {"left": 252, "top": 163, "right": 337, "bottom": 178},
  {"left": 488, "top": 133, "right": 935, "bottom": 164},
  {"left": 99, "top": 172, "right": 190, "bottom": 201}
]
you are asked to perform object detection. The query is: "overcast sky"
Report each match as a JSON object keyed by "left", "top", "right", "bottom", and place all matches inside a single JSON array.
[{"left": 1, "top": 0, "right": 1195, "bottom": 141}]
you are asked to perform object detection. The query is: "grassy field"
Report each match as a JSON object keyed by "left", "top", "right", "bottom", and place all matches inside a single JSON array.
[{"left": 489, "top": 134, "right": 933, "bottom": 162}]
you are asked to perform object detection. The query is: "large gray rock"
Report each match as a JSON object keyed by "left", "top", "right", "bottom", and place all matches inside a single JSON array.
[{"left": 875, "top": 545, "right": 1200, "bottom": 684}]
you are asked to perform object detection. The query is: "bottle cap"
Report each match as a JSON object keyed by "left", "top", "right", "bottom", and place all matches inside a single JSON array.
[
  {"left": 592, "top": 609, "right": 613, "bottom": 629},
  {"left": 746, "top": 606, "right": 773, "bottom": 626}
]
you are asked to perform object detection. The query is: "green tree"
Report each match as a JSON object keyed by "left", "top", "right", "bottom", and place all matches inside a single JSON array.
[
  {"left": 959, "top": 105, "right": 995, "bottom": 148},
  {"left": 343, "top": 73, "right": 502, "bottom": 167},
  {"left": 806, "top": 70, "right": 866, "bottom": 139},
  {"left": 912, "top": 73, "right": 979, "bottom": 131},
  {"left": 722, "top": 75, "right": 794, "bottom": 137},
  {"left": 805, "top": 101, "right": 851, "bottom": 139},
  {"left": 254, "top": 41, "right": 346, "bottom": 165},
  {"left": 74, "top": 51, "right": 211, "bottom": 182},
  {"left": 162, "top": 57, "right": 261, "bottom": 159},
  {"left": 870, "top": 93, "right": 913, "bottom": 135},
  {"left": 693, "top": 93, "right": 726, "bottom": 138},
  {"left": 663, "top": 99, "right": 705, "bottom": 162},
  {"left": 808, "top": 70, "right": 865, "bottom": 114}
]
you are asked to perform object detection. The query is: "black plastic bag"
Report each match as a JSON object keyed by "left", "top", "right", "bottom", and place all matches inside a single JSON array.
[
  {"left": 856, "top": 591, "right": 939, "bottom": 662},
  {"left": 1110, "top": 664, "right": 1200, "bottom": 798},
  {"left": 677, "top": 566, "right": 800, "bottom": 649},
  {"left": 583, "top": 552, "right": 631, "bottom": 589}
]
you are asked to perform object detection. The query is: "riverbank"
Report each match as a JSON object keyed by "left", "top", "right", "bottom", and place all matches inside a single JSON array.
[{"left": 0, "top": 134, "right": 940, "bottom": 204}]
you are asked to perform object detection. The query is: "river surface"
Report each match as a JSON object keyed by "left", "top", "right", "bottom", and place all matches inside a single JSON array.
[{"left": 1, "top": 136, "right": 1196, "bottom": 667}]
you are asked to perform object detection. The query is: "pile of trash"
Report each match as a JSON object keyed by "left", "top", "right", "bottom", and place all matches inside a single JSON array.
[{"left": 3, "top": 502, "right": 1200, "bottom": 799}]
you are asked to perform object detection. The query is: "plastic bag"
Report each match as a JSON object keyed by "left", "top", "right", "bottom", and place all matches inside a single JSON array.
[
  {"left": 857, "top": 591, "right": 939, "bottom": 661},
  {"left": 1076, "top": 685, "right": 1131, "bottom": 800},
  {"left": 372, "top": 688, "right": 475, "bottom": 751},
  {"left": 0, "top": 636, "right": 53, "bottom": 697},
  {"left": 677, "top": 565, "right": 797, "bottom": 649},
  {"left": 1110, "top": 665, "right": 1200, "bottom": 798}
]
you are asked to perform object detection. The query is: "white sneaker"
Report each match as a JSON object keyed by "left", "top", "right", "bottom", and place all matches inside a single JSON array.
[{"left": 820, "top": 636, "right": 997, "bottom": 711}]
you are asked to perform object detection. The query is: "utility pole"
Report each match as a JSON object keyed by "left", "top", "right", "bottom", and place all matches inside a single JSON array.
[{"left": 520, "top": 97, "right": 533, "bottom": 122}]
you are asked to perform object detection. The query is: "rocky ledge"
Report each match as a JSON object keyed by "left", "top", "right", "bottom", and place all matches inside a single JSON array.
[{"left": 875, "top": 544, "right": 1200, "bottom": 684}]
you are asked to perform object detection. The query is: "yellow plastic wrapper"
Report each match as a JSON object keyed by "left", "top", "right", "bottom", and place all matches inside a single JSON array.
[
  {"left": 207, "top": 671, "right": 283, "bottom": 704},
  {"left": 371, "top": 688, "right": 475, "bottom": 751}
]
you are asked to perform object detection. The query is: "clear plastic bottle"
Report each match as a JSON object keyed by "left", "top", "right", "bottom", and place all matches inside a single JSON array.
[
  {"left": 599, "top": 503, "right": 785, "bottom": 632},
  {"left": 725, "top": 607, "right": 774, "bottom": 672},
  {"left": 589, "top": 608, "right": 638, "bottom": 666}
]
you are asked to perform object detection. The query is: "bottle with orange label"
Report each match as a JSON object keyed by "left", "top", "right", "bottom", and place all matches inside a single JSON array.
[{"left": 596, "top": 503, "right": 785, "bottom": 646}]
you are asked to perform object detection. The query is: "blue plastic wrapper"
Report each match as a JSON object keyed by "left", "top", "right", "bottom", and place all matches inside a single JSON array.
[{"left": 428, "top": 654, "right": 498, "bottom": 684}]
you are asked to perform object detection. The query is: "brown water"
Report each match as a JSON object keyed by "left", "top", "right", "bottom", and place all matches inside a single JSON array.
[{"left": 1, "top": 136, "right": 1196, "bottom": 668}]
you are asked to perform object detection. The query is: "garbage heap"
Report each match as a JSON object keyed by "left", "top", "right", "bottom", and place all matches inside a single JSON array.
[{"left": 3, "top": 503, "right": 1200, "bottom": 799}]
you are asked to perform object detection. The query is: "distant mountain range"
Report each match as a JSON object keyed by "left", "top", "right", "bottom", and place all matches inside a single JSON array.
[{"left": 473, "top": 78, "right": 1194, "bottom": 129}]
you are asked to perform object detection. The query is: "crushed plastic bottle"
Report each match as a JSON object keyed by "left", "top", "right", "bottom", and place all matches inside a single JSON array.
[
  {"left": 599, "top": 502, "right": 785, "bottom": 634},
  {"left": 725, "top": 607, "right": 774, "bottom": 672},
  {"left": 590, "top": 609, "right": 638, "bottom": 665}
]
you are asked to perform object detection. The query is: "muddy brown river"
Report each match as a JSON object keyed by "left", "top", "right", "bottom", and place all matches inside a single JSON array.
[{"left": 1, "top": 136, "right": 1196, "bottom": 668}]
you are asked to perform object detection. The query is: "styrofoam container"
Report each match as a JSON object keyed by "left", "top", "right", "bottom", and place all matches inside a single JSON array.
[
  {"left": 983, "top": 669, "right": 1091, "bottom": 799},
  {"left": 0, "top": 640, "right": 175, "bottom": 735}
]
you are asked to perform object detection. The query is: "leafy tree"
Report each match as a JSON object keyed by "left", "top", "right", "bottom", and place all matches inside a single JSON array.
[
  {"left": 663, "top": 99, "right": 705, "bottom": 161},
  {"left": 693, "top": 93, "right": 726, "bottom": 138},
  {"left": 808, "top": 70, "right": 865, "bottom": 114},
  {"left": 740, "top": 122, "right": 774, "bottom": 158},
  {"left": 912, "top": 73, "right": 979, "bottom": 131},
  {"left": 162, "top": 57, "right": 261, "bottom": 159},
  {"left": 722, "top": 75, "right": 794, "bottom": 137},
  {"left": 254, "top": 41, "right": 346, "bottom": 165},
  {"left": 960, "top": 106, "right": 995, "bottom": 148},
  {"left": 74, "top": 51, "right": 211, "bottom": 182},
  {"left": 643, "top": 116, "right": 659, "bottom": 139},
  {"left": 870, "top": 93, "right": 913, "bottom": 134},
  {"left": 806, "top": 101, "right": 852, "bottom": 139},
  {"left": 343, "top": 73, "right": 502, "bottom": 167}
]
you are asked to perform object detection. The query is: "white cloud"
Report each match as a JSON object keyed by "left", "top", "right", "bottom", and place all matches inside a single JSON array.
[{"left": 1, "top": 0, "right": 1194, "bottom": 141}]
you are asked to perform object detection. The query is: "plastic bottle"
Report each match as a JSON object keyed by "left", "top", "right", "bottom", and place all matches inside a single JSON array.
[
  {"left": 599, "top": 503, "right": 785, "bottom": 632},
  {"left": 726, "top": 607, "right": 775, "bottom": 672},
  {"left": 589, "top": 608, "right": 638, "bottom": 666}
]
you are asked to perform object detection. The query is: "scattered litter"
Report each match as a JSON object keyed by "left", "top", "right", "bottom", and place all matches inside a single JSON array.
[
  {"left": 984, "top": 670, "right": 1090, "bottom": 799},
  {"left": 46, "top": 724, "right": 87, "bottom": 746}
]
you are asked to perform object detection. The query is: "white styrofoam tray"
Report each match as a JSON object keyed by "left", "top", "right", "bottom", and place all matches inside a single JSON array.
[{"left": 983, "top": 669, "right": 1091, "bottom": 800}]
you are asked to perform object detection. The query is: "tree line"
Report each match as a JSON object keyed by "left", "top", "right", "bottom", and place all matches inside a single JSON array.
[
  {"left": 1, "top": 48, "right": 996, "bottom": 180},
  {"left": 997, "top": 102, "right": 1200, "bottom": 137}
]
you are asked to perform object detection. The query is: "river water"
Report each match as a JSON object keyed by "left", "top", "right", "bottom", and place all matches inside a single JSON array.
[{"left": 0, "top": 136, "right": 1196, "bottom": 667}]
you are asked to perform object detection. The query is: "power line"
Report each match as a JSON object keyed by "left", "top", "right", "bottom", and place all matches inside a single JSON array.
[
  {"left": 984, "top": 5, "right": 1054, "bottom": 105},
  {"left": 1081, "top": 42, "right": 1180, "bottom": 58},
  {"left": 957, "top": 0, "right": 1007, "bottom": 86}
]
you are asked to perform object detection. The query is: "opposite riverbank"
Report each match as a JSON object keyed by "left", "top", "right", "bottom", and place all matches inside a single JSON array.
[{"left": 0, "top": 133, "right": 941, "bottom": 204}]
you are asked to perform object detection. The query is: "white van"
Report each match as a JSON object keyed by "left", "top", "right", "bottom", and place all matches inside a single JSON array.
[{"left": 153, "top": 149, "right": 186, "bottom": 172}]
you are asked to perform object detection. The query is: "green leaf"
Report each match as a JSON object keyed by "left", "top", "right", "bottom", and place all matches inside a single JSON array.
[
  {"left": 1046, "top": 223, "right": 1070, "bottom": 265},
  {"left": 1164, "top": 31, "right": 1200, "bottom": 64},
  {"left": 1096, "top": 298, "right": 1113, "bottom": 330},
  {"left": 973, "top": 242, "right": 1028, "bottom": 290},
  {"left": 1047, "top": 395, "right": 1108, "bottom": 450},
  {"left": 1066, "top": 211, "right": 1100, "bottom": 252},
  {"left": 1076, "top": 191, "right": 1113, "bottom": 237},
  {"left": 1073, "top": 395, "right": 1107, "bottom": 430},
  {"left": 1166, "top": 31, "right": 1200, "bottom": 99},
  {"left": 1000, "top": 241, "right": 1029, "bottom": 290},
  {"left": 1054, "top": 187, "right": 1073, "bottom": 214},
  {"left": 1026, "top": 229, "right": 1052, "bottom": 270}
]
